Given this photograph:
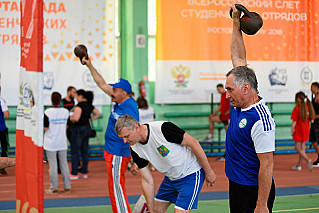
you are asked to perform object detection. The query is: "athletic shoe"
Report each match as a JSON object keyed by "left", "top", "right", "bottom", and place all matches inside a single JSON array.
[
  {"left": 45, "top": 188, "right": 58, "bottom": 194},
  {"left": 217, "top": 156, "right": 225, "bottom": 161},
  {"left": 70, "top": 174, "right": 79, "bottom": 180},
  {"left": 291, "top": 165, "right": 301, "bottom": 171},
  {"left": 78, "top": 173, "right": 88, "bottom": 179},
  {"left": 64, "top": 188, "right": 71, "bottom": 193},
  {"left": 0, "top": 169, "right": 7, "bottom": 175},
  {"left": 308, "top": 160, "right": 313, "bottom": 172},
  {"left": 313, "top": 159, "right": 319, "bottom": 167},
  {"left": 203, "top": 136, "right": 213, "bottom": 142}
]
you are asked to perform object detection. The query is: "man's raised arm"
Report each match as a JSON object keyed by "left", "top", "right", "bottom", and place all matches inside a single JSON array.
[
  {"left": 82, "top": 57, "right": 112, "bottom": 96},
  {"left": 230, "top": 4, "right": 247, "bottom": 68}
]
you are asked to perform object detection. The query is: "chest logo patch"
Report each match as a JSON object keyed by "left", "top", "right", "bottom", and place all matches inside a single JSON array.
[
  {"left": 239, "top": 118, "right": 247, "bottom": 128},
  {"left": 157, "top": 145, "right": 170, "bottom": 157}
]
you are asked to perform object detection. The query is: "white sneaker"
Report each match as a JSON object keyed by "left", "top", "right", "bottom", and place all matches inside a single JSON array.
[
  {"left": 203, "top": 136, "right": 213, "bottom": 142},
  {"left": 291, "top": 165, "right": 301, "bottom": 171}
]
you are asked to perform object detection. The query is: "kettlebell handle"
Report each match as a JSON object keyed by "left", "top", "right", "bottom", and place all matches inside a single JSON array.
[{"left": 229, "top": 4, "right": 254, "bottom": 19}]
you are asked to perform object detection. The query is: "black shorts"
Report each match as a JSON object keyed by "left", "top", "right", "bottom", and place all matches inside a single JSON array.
[
  {"left": 309, "top": 119, "right": 319, "bottom": 143},
  {"left": 229, "top": 179, "right": 275, "bottom": 213}
]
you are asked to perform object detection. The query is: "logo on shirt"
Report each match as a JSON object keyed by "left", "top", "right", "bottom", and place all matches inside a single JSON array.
[
  {"left": 157, "top": 145, "right": 170, "bottom": 157},
  {"left": 239, "top": 118, "right": 247, "bottom": 128}
]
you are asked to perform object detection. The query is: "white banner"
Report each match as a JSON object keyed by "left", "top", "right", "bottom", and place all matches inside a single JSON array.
[
  {"left": 155, "top": 61, "right": 318, "bottom": 104},
  {"left": 0, "top": 0, "right": 115, "bottom": 105}
]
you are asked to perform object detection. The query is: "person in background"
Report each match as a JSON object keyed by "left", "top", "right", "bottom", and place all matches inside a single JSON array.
[
  {"left": 82, "top": 56, "right": 139, "bottom": 213},
  {"left": 291, "top": 91, "right": 315, "bottom": 172},
  {"left": 137, "top": 96, "right": 155, "bottom": 124},
  {"left": 130, "top": 91, "right": 135, "bottom": 99},
  {"left": 0, "top": 87, "right": 10, "bottom": 175},
  {"left": 115, "top": 114, "right": 216, "bottom": 212},
  {"left": 204, "top": 84, "right": 230, "bottom": 143},
  {"left": 309, "top": 82, "right": 319, "bottom": 167},
  {"left": 69, "top": 89, "right": 100, "bottom": 180},
  {"left": 60, "top": 86, "right": 77, "bottom": 174},
  {"left": 62, "top": 86, "right": 77, "bottom": 111},
  {"left": 224, "top": 4, "right": 276, "bottom": 212},
  {"left": 44, "top": 92, "right": 71, "bottom": 193}
]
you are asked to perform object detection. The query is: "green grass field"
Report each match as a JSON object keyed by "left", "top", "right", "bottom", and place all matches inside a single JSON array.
[{"left": 1, "top": 194, "right": 318, "bottom": 213}]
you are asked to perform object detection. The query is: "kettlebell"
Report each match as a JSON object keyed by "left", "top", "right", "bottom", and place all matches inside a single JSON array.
[
  {"left": 229, "top": 4, "right": 263, "bottom": 35},
  {"left": 74, "top": 44, "right": 89, "bottom": 65}
]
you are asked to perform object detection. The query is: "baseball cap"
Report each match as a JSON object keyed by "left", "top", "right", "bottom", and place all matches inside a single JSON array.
[{"left": 109, "top": 78, "right": 132, "bottom": 94}]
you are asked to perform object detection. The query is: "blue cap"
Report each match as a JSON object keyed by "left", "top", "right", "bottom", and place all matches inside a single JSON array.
[{"left": 109, "top": 78, "right": 132, "bottom": 94}]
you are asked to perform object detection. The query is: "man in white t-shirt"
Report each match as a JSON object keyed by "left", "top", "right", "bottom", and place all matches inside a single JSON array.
[
  {"left": 44, "top": 92, "right": 71, "bottom": 193},
  {"left": 115, "top": 114, "right": 216, "bottom": 212}
]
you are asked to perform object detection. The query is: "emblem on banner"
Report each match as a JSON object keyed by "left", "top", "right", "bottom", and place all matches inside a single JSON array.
[
  {"left": 19, "top": 82, "right": 35, "bottom": 110},
  {"left": 171, "top": 65, "right": 191, "bottom": 88},
  {"left": 43, "top": 71, "right": 54, "bottom": 90},
  {"left": 268, "top": 67, "right": 287, "bottom": 86},
  {"left": 83, "top": 70, "right": 98, "bottom": 89},
  {"left": 300, "top": 67, "right": 313, "bottom": 87}
]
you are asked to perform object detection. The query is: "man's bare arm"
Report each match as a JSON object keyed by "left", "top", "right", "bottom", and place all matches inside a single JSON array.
[
  {"left": 140, "top": 166, "right": 156, "bottom": 213},
  {"left": 0, "top": 157, "right": 15, "bottom": 169},
  {"left": 230, "top": 4, "right": 247, "bottom": 67},
  {"left": 82, "top": 57, "right": 112, "bottom": 96}
]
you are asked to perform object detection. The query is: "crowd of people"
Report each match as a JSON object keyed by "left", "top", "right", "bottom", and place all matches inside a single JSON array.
[{"left": 1, "top": 2, "right": 318, "bottom": 213}]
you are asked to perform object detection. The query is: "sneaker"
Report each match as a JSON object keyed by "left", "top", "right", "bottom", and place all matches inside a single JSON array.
[
  {"left": 0, "top": 169, "right": 7, "bottom": 175},
  {"left": 70, "top": 174, "right": 78, "bottom": 180},
  {"left": 217, "top": 156, "right": 225, "bottom": 161},
  {"left": 64, "top": 188, "right": 71, "bottom": 193},
  {"left": 313, "top": 159, "right": 319, "bottom": 167},
  {"left": 45, "top": 188, "right": 58, "bottom": 194},
  {"left": 203, "top": 135, "right": 213, "bottom": 142},
  {"left": 291, "top": 165, "right": 301, "bottom": 171},
  {"left": 78, "top": 173, "right": 88, "bottom": 179},
  {"left": 308, "top": 160, "right": 313, "bottom": 172}
]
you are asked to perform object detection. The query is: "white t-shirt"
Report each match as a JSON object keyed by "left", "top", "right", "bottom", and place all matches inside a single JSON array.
[
  {"left": 131, "top": 121, "right": 202, "bottom": 180},
  {"left": 138, "top": 107, "right": 155, "bottom": 124},
  {"left": 44, "top": 107, "right": 69, "bottom": 151},
  {"left": 0, "top": 97, "right": 8, "bottom": 112}
]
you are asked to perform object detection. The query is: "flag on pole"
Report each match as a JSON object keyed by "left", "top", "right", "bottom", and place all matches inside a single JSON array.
[{"left": 16, "top": 0, "right": 44, "bottom": 212}]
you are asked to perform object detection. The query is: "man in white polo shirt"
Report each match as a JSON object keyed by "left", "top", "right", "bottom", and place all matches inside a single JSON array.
[{"left": 115, "top": 114, "right": 216, "bottom": 212}]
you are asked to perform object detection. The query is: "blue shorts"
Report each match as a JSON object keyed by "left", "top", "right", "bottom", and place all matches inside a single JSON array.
[{"left": 155, "top": 168, "right": 205, "bottom": 210}]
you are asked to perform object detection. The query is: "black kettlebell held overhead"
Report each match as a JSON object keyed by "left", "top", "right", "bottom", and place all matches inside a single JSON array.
[{"left": 229, "top": 4, "right": 263, "bottom": 35}]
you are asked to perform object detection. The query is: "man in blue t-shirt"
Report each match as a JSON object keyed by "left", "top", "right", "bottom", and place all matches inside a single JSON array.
[
  {"left": 225, "top": 4, "right": 276, "bottom": 213},
  {"left": 0, "top": 92, "right": 10, "bottom": 175},
  {"left": 83, "top": 57, "right": 138, "bottom": 213}
]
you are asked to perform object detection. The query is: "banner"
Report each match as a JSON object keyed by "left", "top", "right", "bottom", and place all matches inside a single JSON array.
[
  {"left": 0, "top": 0, "right": 116, "bottom": 105},
  {"left": 155, "top": 0, "right": 319, "bottom": 103},
  {"left": 16, "top": 0, "right": 44, "bottom": 212}
]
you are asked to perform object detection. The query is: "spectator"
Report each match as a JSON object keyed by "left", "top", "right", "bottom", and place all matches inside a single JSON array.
[
  {"left": 115, "top": 114, "right": 216, "bottom": 212},
  {"left": 224, "top": 4, "right": 276, "bottom": 212},
  {"left": 291, "top": 91, "right": 315, "bottom": 171},
  {"left": 310, "top": 82, "right": 319, "bottom": 167},
  {"left": 69, "top": 89, "right": 100, "bottom": 180},
  {"left": 82, "top": 56, "right": 139, "bottom": 213},
  {"left": 137, "top": 96, "right": 155, "bottom": 124},
  {"left": 62, "top": 86, "right": 76, "bottom": 111},
  {"left": 0, "top": 87, "right": 10, "bottom": 175},
  {"left": 204, "top": 84, "right": 230, "bottom": 143},
  {"left": 44, "top": 92, "right": 71, "bottom": 193}
]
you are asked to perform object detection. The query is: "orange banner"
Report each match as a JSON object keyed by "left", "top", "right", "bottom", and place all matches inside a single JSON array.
[{"left": 156, "top": 0, "right": 319, "bottom": 62}]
